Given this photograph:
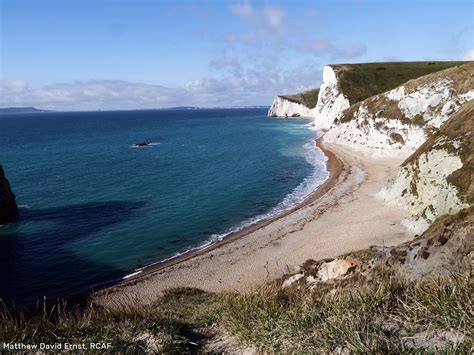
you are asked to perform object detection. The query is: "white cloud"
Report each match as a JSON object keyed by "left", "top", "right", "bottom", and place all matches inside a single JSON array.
[
  {"left": 262, "top": 5, "right": 284, "bottom": 29},
  {"left": 299, "top": 38, "right": 367, "bottom": 59},
  {"left": 209, "top": 55, "right": 243, "bottom": 75},
  {"left": 229, "top": 3, "right": 285, "bottom": 34},
  {"left": 230, "top": 3, "right": 255, "bottom": 20},
  {"left": 227, "top": 3, "right": 366, "bottom": 62},
  {"left": 463, "top": 49, "right": 474, "bottom": 60},
  {"left": 0, "top": 79, "right": 29, "bottom": 92},
  {"left": 0, "top": 65, "right": 322, "bottom": 111}
]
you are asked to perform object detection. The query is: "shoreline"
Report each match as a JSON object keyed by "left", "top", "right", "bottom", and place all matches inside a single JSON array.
[
  {"left": 94, "top": 137, "right": 413, "bottom": 307},
  {"left": 100, "top": 136, "right": 342, "bottom": 289}
]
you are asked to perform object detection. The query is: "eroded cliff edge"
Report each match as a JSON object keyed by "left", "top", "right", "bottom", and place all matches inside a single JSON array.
[
  {"left": 268, "top": 88, "right": 319, "bottom": 118},
  {"left": 0, "top": 164, "right": 18, "bottom": 224},
  {"left": 271, "top": 60, "right": 473, "bottom": 280}
]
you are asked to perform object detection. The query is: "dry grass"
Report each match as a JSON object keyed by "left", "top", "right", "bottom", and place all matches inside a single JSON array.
[
  {"left": 0, "top": 289, "right": 224, "bottom": 353},
  {"left": 223, "top": 274, "right": 473, "bottom": 353},
  {"left": 1, "top": 275, "right": 472, "bottom": 352}
]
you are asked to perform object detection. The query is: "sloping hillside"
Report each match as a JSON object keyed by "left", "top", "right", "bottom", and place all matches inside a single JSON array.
[
  {"left": 227, "top": 207, "right": 473, "bottom": 353},
  {"left": 323, "top": 62, "right": 474, "bottom": 156},
  {"left": 332, "top": 61, "right": 465, "bottom": 106},
  {"left": 268, "top": 61, "right": 464, "bottom": 122},
  {"left": 377, "top": 101, "right": 473, "bottom": 233}
]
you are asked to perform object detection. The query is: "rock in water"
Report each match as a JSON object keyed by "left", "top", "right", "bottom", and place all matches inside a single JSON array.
[
  {"left": 0, "top": 165, "right": 18, "bottom": 224},
  {"left": 134, "top": 142, "right": 150, "bottom": 147}
]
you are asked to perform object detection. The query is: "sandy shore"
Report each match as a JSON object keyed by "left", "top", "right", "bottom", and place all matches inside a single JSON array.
[{"left": 94, "top": 140, "right": 413, "bottom": 306}]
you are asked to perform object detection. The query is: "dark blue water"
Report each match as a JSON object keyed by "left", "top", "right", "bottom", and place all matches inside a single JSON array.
[{"left": 0, "top": 108, "right": 327, "bottom": 305}]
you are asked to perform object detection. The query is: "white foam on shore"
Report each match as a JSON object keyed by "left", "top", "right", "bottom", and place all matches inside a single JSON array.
[
  {"left": 122, "top": 132, "right": 329, "bottom": 280},
  {"left": 122, "top": 270, "right": 143, "bottom": 279}
]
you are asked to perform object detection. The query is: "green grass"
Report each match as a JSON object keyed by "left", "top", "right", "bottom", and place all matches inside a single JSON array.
[
  {"left": 280, "top": 88, "right": 320, "bottom": 109},
  {"left": 333, "top": 61, "right": 467, "bottom": 105}
]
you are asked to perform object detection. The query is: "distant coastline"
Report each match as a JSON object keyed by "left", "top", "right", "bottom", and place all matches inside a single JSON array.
[
  {"left": 0, "top": 107, "right": 51, "bottom": 114},
  {"left": 0, "top": 106, "right": 270, "bottom": 115}
]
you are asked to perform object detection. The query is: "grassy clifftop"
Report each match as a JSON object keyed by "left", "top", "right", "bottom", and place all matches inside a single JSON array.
[
  {"left": 279, "top": 87, "right": 320, "bottom": 109},
  {"left": 273, "top": 61, "right": 466, "bottom": 112},
  {"left": 333, "top": 61, "right": 467, "bottom": 105}
]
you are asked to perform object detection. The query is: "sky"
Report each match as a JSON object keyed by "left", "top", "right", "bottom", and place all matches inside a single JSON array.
[{"left": 0, "top": 0, "right": 473, "bottom": 111}]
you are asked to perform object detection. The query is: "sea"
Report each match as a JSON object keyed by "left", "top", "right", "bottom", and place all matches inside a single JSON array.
[{"left": 0, "top": 108, "right": 328, "bottom": 305}]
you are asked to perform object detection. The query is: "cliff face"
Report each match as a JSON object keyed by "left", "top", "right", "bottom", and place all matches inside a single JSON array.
[
  {"left": 0, "top": 165, "right": 18, "bottom": 225},
  {"left": 269, "top": 62, "right": 473, "bottom": 235},
  {"left": 268, "top": 96, "right": 316, "bottom": 118},
  {"left": 313, "top": 66, "right": 350, "bottom": 129},
  {"left": 378, "top": 101, "right": 473, "bottom": 233},
  {"left": 282, "top": 206, "right": 472, "bottom": 288},
  {"left": 311, "top": 61, "right": 465, "bottom": 130},
  {"left": 268, "top": 88, "right": 319, "bottom": 118},
  {"left": 323, "top": 63, "right": 474, "bottom": 157}
]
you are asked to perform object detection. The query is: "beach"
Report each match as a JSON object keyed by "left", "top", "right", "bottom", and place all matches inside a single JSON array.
[{"left": 94, "top": 138, "right": 413, "bottom": 307}]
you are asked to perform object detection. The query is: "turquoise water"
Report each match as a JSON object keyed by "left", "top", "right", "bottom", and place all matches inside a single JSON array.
[{"left": 0, "top": 108, "right": 327, "bottom": 305}]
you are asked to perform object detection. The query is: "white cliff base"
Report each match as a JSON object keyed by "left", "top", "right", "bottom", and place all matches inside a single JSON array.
[
  {"left": 378, "top": 148, "right": 468, "bottom": 234},
  {"left": 324, "top": 78, "right": 474, "bottom": 159},
  {"left": 268, "top": 96, "right": 316, "bottom": 118}
]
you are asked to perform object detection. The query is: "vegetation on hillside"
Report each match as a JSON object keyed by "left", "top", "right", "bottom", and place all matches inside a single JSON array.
[
  {"left": 226, "top": 274, "right": 472, "bottom": 353},
  {"left": 2, "top": 206, "right": 472, "bottom": 352},
  {"left": 403, "top": 100, "right": 473, "bottom": 204},
  {"left": 338, "top": 62, "right": 473, "bottom": 125},
  {"left": 1, "top": 274, "right": 471, "bottom": 353},
  {"left": 279, "top": 88, "right": 320, "bottom": 109},
  {"left": 334, "top": 61, "right": 467, "bottom": 105}
]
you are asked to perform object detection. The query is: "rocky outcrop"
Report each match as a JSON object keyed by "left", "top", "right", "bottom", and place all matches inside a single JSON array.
[
  {"left": 269, "top": 61, "right": 473, "bottom": 234},
  {"left": 268, "top": 96, "right": 316, "bottom": 118},
  {"left": 377, "top": 101, "right": 473, "bottom": 233},
  {"left": 0, "top": 165, "right": 18, "bottom": 224},
  {"left": 281, "top": 207, "right": 473, "bottom": 288},
  {"left": 323, "top": 63, "right": 474, "bottom": 157},
  {"left": 268, "top": 88, "right": 319, "bottom": 118},
  {"left": 313, "top": 65, "right": 350, "bottom": 130},
  {"left": 311, "top": 62, "right": 465, "bottom": 130}
]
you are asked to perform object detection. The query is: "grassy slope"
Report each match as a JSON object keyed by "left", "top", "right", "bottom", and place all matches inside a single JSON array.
[
  {"left": 279, "top": 88, "right": 320, "bottom": 109},
  {"left": 333, "top": 61, "right": 467, "bottom": 105},
  {"left": 275, "top": 61, "right": 466, "bottom": 111},
  {"left": 224, "top": 207, "right": 473, "bottom": 352},
  {"left": 339, "top": 62, "right": 474, "bottom": 124}
]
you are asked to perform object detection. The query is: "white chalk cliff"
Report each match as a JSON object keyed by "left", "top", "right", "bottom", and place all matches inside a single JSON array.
[
  {"left": 313, "top": 65, "right": 350, "bottom": 130},
  {"left": 323, "top": 63, "right": 474, "bottom": 158},
  {"left": 268, "top": 96, "right": 316, "bottom": 118},
  {"left": 378, "top": 101, "right": 472, "bottom": 233},
  {"left": 270, "top": 61, "right": 473, "bottom": 237}
]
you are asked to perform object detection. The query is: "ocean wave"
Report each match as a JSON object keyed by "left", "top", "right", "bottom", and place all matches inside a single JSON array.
[{"left": 122, "top": 134, "right": 329, "bottom": 280}]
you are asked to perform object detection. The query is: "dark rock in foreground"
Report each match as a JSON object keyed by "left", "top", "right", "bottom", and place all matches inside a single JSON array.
[{"left": 0, "top": 165, "right": 18, "bottom": 224}]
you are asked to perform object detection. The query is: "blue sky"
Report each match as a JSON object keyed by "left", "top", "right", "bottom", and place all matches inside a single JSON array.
[{"left": 1, "top": 0, "right": 473, "bottom": 110}]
